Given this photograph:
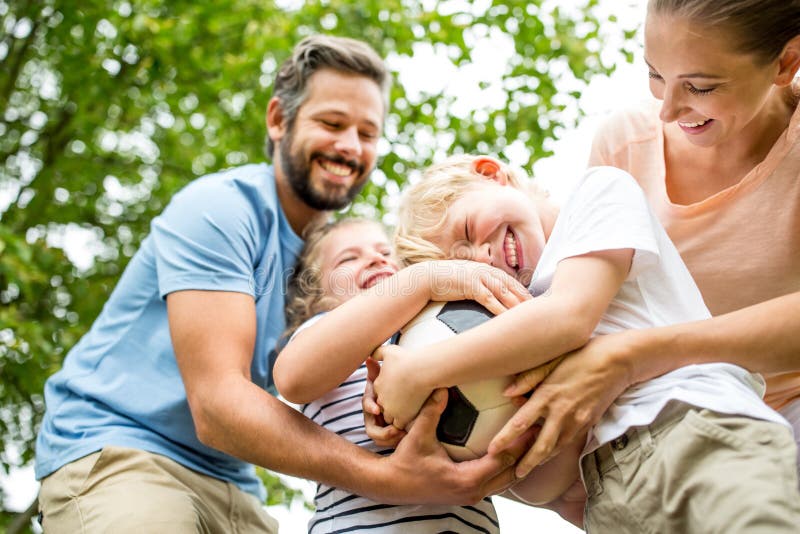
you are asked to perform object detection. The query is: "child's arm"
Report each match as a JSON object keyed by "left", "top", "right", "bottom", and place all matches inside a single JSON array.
[
  {"left": 373, "top": 248, "right": 633, "bottom": 429},
  {"left": 274, "top": 260, "right": 531, "bottom": 404},
  {"left": 505, "top": 435, "right": 584, "bottom": 507}
]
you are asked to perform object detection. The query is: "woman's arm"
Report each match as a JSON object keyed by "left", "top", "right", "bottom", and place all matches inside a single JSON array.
[
  {"left": 491, "top": 290, "right": 800, "bottom": 478},
  {"left": 624, "top": 290, "right": 800, "bottom": 378},
  {"left": 373, "top": 249, "right": 633, "bottom": 429},
  {"left": 274, "top": 261, "right": 531, "bottom": 404}
]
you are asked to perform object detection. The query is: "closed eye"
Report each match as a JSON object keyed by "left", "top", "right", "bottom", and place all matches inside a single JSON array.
[
  {"left": 335, "top": 255, "right": 357, "bottom": 266},
  {"left": 686, "top": 84, "right": 714, "bottom": 96}
]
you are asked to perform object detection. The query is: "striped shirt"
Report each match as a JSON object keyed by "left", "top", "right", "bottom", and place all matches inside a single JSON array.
[{"left": 293, "top": 316, "right": 500, "bottom": 533}]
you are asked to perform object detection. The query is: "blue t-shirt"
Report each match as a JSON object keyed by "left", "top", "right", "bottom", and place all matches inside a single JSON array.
[{"left": 34, "top": 163, "right": 303, "bottom": 500}]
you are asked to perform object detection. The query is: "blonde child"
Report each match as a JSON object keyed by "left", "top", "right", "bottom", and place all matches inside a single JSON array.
[
  {"left": 275, "top": 217, "right": 530, "bottom": 533},
  {"left": 367, "top": 155, "right": 800, "bottom": 532}
]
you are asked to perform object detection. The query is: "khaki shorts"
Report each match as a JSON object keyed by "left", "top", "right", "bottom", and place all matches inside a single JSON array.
[
  {"left": 38, "top": 446, "right": 279, "bottom": 534},
  {"left": 581, "top": 406, "right": 800, "bottom": 534}
]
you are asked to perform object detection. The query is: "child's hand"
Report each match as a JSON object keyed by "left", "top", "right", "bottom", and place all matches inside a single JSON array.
[
  {"left": 363, "top": 357, "right": 406, "bottom": 447},
  {"left": 422, "top": 260, "right": 531, "bottom": 315},
  {"left": 372, "top": 344, "right": 431, "bottom": 430}
]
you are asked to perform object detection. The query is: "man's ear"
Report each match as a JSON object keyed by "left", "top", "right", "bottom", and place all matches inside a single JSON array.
[
  {"left": 472, "top": 156, "right": 509, "bottom": 185},
  {"left": 775, "top": 35, "right": 800, "bottom": 87},
  {"left": 266, "top": 97, "right": 287, "bottom": 143}
]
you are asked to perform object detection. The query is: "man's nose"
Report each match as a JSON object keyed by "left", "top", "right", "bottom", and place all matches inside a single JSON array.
[{"left": 334, "top": 126, "right": 362, "bottom": 157}]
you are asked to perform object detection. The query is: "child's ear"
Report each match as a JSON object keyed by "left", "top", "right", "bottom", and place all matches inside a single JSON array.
[{"left": 472, "top": 157, "right": 509, "bottom": 186}]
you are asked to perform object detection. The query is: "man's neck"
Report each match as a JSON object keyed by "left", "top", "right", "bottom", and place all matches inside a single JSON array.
[{"left": 274, "top": 170, "right": 328, "bottom": 236}]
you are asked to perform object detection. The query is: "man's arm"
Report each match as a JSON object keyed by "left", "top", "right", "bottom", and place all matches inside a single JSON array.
[{"left": 167, "top": 289, "right": 519, "bottom": 505}]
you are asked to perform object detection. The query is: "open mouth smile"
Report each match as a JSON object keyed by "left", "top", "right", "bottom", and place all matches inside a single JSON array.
[
  {"left": 503, "top": 229, "right": 521, "bottom": 270},
  {"left": 319, "top": 158, "right": 354, "bottom": 177},
  {"left": 360, "top": 270, "right": 395, "bottom": 289}
]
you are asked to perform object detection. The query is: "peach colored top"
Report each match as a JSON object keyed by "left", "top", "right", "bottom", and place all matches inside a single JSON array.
[{"left": 588, "top": 94, "right": 800, "bottom": 410}]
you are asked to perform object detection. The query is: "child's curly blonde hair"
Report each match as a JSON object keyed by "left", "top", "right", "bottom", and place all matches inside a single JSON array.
[
  {"left": 394, "top": 154, "right": 544, "bottom": 266},
  {"left": 282, "top": 217, "right": 386, "bottom": 344}
]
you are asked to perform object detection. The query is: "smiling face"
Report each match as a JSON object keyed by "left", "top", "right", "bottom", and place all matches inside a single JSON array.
[
  {"left": 318, "top": 222, "right": 399, "bottom": 306},
  {"left": 431, "top": 182, "right": 548, "bottom": 287},
  {"left": 275, "top": 68, "right": 384, "bottom": 210},
  {"left": 644, "top": 13, "right": 783, "bottom": 148}
]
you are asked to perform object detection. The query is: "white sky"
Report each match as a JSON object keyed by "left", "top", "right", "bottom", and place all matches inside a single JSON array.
[{"left": 3, "top": 1, "right": 653, "bottom": 531}]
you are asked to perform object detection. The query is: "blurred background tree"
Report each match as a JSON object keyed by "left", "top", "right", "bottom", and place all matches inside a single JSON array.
[{"left": 0, "top": 0, "right": 635, "bottom": 529}]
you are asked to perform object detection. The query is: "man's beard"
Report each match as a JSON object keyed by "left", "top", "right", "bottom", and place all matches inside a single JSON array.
[{"left": 280, "top": 127, "right": 369, "bottom": 211}]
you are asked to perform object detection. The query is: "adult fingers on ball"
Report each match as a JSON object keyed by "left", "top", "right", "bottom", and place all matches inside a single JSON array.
[
  {"left": 488, "top": 394, "right": 542, "bottom": 454},
  {"left": 505, "top": 355, "right": 566, "bottom": 397},
  {"left": 516, "top": 417, "right": 560, "bottom": 478},
  {"left": 404, "top": 389, "right": 447, "bottom": 447}
]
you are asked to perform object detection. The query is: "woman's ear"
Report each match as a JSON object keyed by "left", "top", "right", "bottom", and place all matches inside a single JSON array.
[
  {"left": 775, "top": 35, "right": 800, "bottom": 87},
  {"left": 472, "top": 156, "right": 509, "bottom": 185}
]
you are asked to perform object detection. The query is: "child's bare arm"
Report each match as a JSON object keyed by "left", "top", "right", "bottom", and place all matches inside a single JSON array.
[
  {"left": 505, "top": 435, "right": 584, "bottom": 506},
  {"left": 275, "top": 261, "right": 530, "bottom": 404},
  {"left": 374, "top": 248, "right": 633, "bottom": 429}
]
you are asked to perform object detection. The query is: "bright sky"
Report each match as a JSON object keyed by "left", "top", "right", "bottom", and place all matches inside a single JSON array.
[{"left": 3, "top": 1, "right": 653, "bottom": 531}]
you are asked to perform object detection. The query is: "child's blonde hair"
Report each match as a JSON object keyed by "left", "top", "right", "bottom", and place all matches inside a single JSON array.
[
  {"left": 394, "top": 154, "right": 543, "bottom": 266},
  {"left": 282, "top": 217, "right": 386, "bottom": 343}
]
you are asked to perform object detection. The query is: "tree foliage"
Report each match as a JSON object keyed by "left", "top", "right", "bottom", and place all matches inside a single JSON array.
[{"left": 0, "top": 0, "right": 631, "bottom": 524}]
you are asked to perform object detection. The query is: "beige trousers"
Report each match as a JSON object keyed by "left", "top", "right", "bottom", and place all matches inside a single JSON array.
[
  {"left": 581, "top": 407, "right": 800, "bottom": 533},
  {"left": 38, "top": 446, "right": 279, "bottom": 534}
]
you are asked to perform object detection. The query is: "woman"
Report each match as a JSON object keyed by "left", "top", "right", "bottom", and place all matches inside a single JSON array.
[{"left": 489, "top": 0, "right": 800, "bottom": 481}]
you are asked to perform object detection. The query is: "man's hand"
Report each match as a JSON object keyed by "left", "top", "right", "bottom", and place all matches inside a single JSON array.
[{"left": 374, "top": 388, "right": 523, "bottom": 505}]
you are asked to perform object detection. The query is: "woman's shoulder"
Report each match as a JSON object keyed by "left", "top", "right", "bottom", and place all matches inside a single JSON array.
[
  {"left": 593, "top": 99, "right": 662, "bottom": 147},
  {"left": 589, "top": 99, "right": 663, "bottom": 167}
]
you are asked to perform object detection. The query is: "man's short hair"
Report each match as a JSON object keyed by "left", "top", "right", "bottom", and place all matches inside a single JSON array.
[{"left": 266, "top": 35, "right": 390, "bottom": 157}]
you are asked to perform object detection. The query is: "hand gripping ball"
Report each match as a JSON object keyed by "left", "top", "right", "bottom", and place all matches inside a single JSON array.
[{"left": 396, "top": 300, "right": 519, "bottom": 461}]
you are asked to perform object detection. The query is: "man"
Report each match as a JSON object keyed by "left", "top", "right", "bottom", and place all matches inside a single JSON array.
[{"left": 35, "top": 35, "right": 518, "bottom": 532}]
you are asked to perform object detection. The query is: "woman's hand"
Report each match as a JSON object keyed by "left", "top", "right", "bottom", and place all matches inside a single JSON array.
[
  {"left": 489, "top": 331, "right": 637, "bottom": 477},
  {"left": 421, "top": 260, "right": 531, "bottom": 315}
]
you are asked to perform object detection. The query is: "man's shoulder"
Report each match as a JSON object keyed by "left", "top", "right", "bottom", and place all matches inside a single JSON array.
[
  {"left": 192, "top": 162, "right": 274, "bottom": 192},
  {"left": 173, "top": 163, "right": 277, "bottom": 210}
]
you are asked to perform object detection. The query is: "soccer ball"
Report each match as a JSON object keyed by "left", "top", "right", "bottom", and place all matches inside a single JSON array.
[{"left": 396, "top": 300, "right": 519, "bottom": 461}]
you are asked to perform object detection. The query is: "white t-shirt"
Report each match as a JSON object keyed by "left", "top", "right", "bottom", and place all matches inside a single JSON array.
[
  {"left": 529, "top": 167, "right": 789, "bottom": 450},
  {"left": 289, "top": 315, "right": 500, "bottom": 533}
]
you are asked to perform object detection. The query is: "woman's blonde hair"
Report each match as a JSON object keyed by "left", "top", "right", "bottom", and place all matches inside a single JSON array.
[
  {"left": 282, "top": 217, "right": 385, "bottom": 343},
  {"left": 394, "top": 154, "right": 543, "bottom": 266}
]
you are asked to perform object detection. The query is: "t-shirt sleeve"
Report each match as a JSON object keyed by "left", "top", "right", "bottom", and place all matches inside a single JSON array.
[
  {"left": 288, "top": 313, "right": 326, "bottom": 343},
  {"left": 151, "top": 176, "right": 272, "bottom": 299},
  {"left": 588, "top": 114, "right": 616, "bottom": 167},
  {"left": 555, "top": 166, "right": 660, "bottom": 280}
]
